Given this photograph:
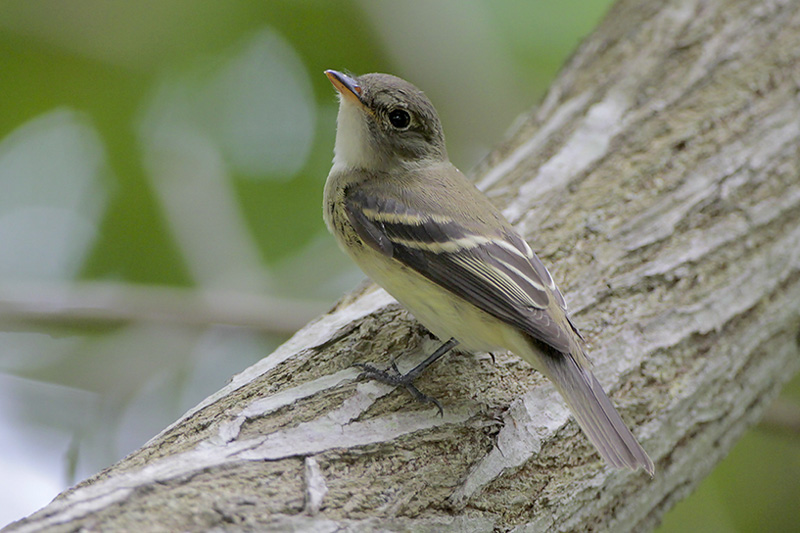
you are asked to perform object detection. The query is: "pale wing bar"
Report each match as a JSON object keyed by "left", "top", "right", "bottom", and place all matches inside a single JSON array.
[{"left": 345, "top": 191, "right": 574, "bottom": 353}]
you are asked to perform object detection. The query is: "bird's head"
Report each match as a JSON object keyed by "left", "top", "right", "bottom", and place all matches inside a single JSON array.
[{"left": 325, "top": 70, "right": 447, "bottom": 171}]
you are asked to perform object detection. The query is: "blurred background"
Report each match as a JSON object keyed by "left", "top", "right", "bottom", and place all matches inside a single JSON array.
[{"left": 0, "top": 1, "right": 797, "bottom": 530}]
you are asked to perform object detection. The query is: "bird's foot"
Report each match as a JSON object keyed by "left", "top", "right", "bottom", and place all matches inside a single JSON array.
[{"left": 354, "top": 361, "right": 444, "bottom": 416}]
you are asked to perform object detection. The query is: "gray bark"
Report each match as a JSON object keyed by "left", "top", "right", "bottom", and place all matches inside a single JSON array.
[{"left": 7, "top": 0, "right": 800, "bottom": 531}]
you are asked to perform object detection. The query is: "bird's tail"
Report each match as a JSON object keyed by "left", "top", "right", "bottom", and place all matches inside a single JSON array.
[{"left": 535, "top": 345, "right": 654, "bottom": 475}]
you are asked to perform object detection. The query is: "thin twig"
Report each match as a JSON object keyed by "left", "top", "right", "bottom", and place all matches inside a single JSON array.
[
  {"left": 758, "top": 398, "right": 800, "bottom": 436},
  {"left": 0, "top": 281, "right": 328, "bottom": 336}
]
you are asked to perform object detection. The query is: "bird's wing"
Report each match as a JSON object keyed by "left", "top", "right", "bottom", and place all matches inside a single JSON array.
[{"left": 345, "top": 188, "right": 575, "bottom": 353}]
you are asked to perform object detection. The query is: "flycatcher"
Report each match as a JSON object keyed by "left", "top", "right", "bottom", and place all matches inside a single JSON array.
[{"left": 323, "top": 69, "right": 653, "bottom": 475}]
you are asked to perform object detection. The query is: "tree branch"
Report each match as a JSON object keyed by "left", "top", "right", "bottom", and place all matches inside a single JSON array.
[
  {"left": 0, "top": 282, "right": 326, "bottom": 336},
  {"left": 6, "top": 0, "right": 800, "bottom": 531}
]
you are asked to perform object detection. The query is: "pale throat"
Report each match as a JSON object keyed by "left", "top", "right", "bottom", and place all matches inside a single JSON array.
[{"left": 332, "top": 99, "right": 383, "bottom": 171}]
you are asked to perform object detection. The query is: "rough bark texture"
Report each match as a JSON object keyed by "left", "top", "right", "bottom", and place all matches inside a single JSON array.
[{"left": 8, "top": 0, "right": 800, "bottom": 531}]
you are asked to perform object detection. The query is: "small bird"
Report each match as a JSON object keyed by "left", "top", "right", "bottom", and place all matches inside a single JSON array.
[{"left": 323, "top": 69, "right": 654, "bottom": 475}]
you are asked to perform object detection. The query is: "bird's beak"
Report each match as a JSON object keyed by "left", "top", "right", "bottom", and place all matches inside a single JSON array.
[{"left": 325, "top": 70, "right": 363, "bottom": 106}]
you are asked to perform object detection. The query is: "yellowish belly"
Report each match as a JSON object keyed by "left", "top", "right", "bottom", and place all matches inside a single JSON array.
[{"left": 349, "top": 244, "right": 514, "bottom": 353}]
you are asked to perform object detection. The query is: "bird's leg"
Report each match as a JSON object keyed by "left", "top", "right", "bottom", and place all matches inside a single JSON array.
[{"left": 355, "top": 337, "right": 459, "bottom": 416}]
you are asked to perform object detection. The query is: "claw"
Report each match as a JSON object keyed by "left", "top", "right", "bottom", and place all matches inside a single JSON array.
[
  {"left": 351, "top": 338, "right": 458, "bottom": 417},
  {"left": 353, "top": 361, "right": 444, "bottom": 415}
]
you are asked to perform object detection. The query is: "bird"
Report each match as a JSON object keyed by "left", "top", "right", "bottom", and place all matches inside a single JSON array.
[{"left": 322, "top": 69, "right": 654, "bottom": 476}]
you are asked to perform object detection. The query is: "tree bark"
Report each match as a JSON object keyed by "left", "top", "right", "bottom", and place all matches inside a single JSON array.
[{"left": 8, "top": 0, "right": 800, "bottom": 531}]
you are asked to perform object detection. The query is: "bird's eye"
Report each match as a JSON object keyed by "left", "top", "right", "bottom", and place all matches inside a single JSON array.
[{"left": 388, "top": 109, "right": 411, "bottom": 129}]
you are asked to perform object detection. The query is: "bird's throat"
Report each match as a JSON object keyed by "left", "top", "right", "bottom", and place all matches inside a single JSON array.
[{"left": 332, "top": 99, "right": 382, "bottom": 171}]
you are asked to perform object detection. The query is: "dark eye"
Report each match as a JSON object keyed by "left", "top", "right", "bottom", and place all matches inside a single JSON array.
[{"left": 388, "top": 108, "right": 411, "bottom": 129}]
